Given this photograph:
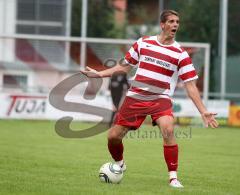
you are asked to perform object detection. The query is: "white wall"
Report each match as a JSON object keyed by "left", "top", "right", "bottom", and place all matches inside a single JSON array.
[
  {"left": 33, "top": 71, "right": 110, "bottom": 95},
  {"left": 0, "top": 0, "right": 16, "bottom": 62}
]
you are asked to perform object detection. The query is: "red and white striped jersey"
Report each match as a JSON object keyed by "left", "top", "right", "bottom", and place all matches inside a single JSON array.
[{"left": 124, "top": 35, "right": 198, "bottom": 100}]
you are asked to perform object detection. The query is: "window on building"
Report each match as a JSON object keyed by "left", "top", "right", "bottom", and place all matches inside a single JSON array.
[
  {"left": 3, "top": 74, "right": 28, "bottom": 89},
  {"left": 16, "top": 0, "right": 66, "bottom": 35},
  {"left": 15, "top": 0, "right": 68, "bottom": 65}
]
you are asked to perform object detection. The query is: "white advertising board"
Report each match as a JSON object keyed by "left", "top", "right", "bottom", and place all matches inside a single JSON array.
[
  {"left": 173, "top": 99, "right": 229, "bottom": 118},
  {"left": 0, "top": 93, "right": 230, "bottom": 121},
  {"left": 0, "top": 93, "right": 113, "bottom": 121}
]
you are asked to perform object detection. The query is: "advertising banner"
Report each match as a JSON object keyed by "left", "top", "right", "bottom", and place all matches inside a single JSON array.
[
  {"left": 173, "top": 99, "right": 229, "bottom": 118},
  {"left": 0, "top": 93, "right": 112, "bottom": 122},
  {"left": 0, "top": 93, "right": 230, "bottom": 124},
  {"left": 228, "top": 105, "right": 240, "bottom": 127}
]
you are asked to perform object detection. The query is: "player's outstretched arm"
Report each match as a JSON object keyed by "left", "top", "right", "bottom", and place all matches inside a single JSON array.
[
  {"left": 80, "top": 63, "right": 132, "bottom": 78},
  {"left": 184, "top": 80, "right": 219, "bottom": 128}
]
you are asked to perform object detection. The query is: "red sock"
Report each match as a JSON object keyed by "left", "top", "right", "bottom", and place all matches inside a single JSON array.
[
  {"left": 164, "top": 144, "right": 178, "bottom": 172},
  {"left": 108, "top": 141, "right": 124, "bottom": 161}
]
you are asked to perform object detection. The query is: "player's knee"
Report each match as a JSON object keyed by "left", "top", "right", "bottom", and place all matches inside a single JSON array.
[
  {"left": 161, "top": 127, "right": 176, "bottom": 145},
  {"left": 161, "top": 125, "right": 174, "bottom": 139},
  {"left": 108, "top": 131, "right": 122, "bottom": 144}
]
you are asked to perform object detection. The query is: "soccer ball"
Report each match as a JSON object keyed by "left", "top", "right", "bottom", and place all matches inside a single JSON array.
[{"left": 99, "top": 162, "right": 123, "bottom": 184}]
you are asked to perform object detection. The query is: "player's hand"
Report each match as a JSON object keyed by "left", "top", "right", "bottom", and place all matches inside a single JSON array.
[
  {"left": 80, "top": 66, "right": 101, "bottom": 78},
  {"left": 201, "top": 112, "right": 218, "bottom": 128}
]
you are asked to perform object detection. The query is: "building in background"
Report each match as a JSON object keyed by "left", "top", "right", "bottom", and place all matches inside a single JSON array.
[
  {"left": 0, "top": 0, "right": 239, "bottom": 102},
  {"left": 0, "top": 0, "right": 73, "bottom": 93},
  {"left": 0, "top": 0, "right": 237, "bottom": 125}
]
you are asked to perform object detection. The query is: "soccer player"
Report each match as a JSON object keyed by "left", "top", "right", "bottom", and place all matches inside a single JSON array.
[{"left": 81, "top": 10, "right": 218, "bottom": 188}]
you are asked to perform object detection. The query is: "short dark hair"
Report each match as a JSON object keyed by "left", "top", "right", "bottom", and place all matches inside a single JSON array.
[{"left": 160, "top": 10, "right": 179, "bottom": 23}]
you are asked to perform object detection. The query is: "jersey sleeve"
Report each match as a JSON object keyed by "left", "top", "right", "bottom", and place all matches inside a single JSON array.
[
  {"left": 124, "top": 38, "right": 141, "bottom": 66},
  {"left": 178, "top": 51, "right": 198, "bottom": 82}
]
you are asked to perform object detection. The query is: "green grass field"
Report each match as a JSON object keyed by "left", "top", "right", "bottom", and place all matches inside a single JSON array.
[{"left": 0, "top": 120, "right": 239, "bottom": 195}]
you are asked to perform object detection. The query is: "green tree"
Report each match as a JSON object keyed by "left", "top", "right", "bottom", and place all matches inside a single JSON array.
[
  {"left": 172, "top": 0, "right": 240, "bottom": 94},
  {"left": 71, "top": 0, "right": 125, "bottom": 38},
  {"left": 228, "top": 0, "right": 240, "bottom": 55},
  {"left": 174, "top": 1, "right": 220, "bottom": 56},
  {"left": 168, "top": 0, "right": 220, "bottom": 93}
]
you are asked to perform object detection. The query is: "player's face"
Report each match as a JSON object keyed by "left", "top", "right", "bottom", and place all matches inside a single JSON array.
[{"left": 161, "top": 15, "right": 179, "bottom": 39}]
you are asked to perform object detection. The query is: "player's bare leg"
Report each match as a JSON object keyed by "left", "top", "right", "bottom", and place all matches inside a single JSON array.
[
  {"left": 107, "top": 125, "right": 129, "bottom": 171},
  {"left": 156, "top": 116, "right": 184, "bottom": 188},
  {"left": 156, "top": 115, "right": 176, "bottom": 145}
]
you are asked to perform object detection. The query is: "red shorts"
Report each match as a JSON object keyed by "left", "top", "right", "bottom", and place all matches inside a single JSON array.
[{"left": 114, "top": 96, "right": 173, "bottom": 130}]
